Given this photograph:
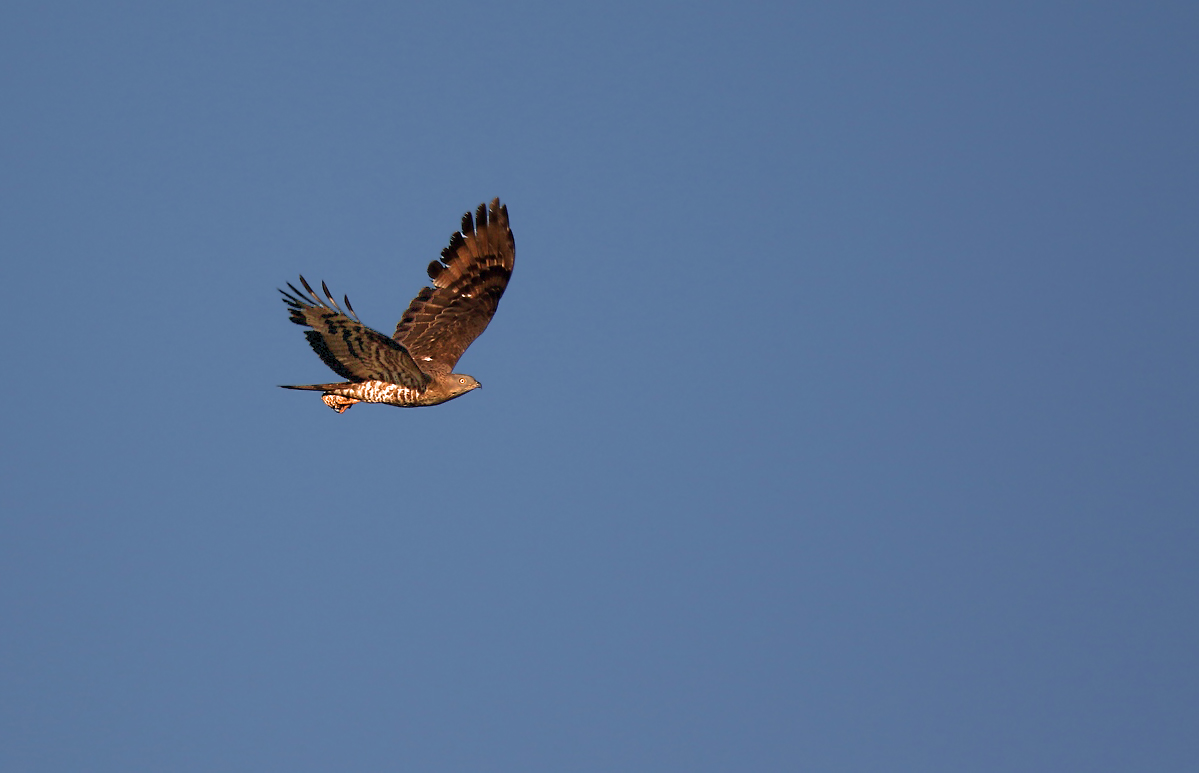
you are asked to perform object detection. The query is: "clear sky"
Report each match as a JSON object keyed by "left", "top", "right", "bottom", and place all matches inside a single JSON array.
[{"left": 2, "top": 2, "right": 1197, "bottom": 771}]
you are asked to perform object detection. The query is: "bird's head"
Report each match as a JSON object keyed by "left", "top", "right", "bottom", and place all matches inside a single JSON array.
[{"left": 449, "top": 374, "right": 482, "bottom": 396}]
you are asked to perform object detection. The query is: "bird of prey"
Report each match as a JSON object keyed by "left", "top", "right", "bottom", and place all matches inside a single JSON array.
[{"left": 279, "top": 198, "right": 514, "bottom": 413}]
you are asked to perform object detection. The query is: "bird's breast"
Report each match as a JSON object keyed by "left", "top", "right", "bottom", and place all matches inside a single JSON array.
[{"left": 332, "top": 381, "right": 423, "bottom": 406}]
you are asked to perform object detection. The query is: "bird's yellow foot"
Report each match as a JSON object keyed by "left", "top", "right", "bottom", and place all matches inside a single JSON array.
[{"left": 322, "top": 394, "right": 360, "bottom": 413}]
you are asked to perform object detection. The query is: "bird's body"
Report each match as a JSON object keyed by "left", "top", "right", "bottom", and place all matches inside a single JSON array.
[
  {"left": 283, "top": 376, "right": 478, "bottom": 411},
  {"left": 279, "top": 198, "right": 514, "bottom": 413}
]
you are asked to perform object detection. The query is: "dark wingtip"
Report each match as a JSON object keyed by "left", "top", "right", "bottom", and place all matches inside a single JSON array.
[
  {"left": 281, "top": 283, "right": 310, "bottom": 309},
  {"left": 320, "top": 280, "right": 343, "bottom": 312},
  {"left": 299, "top": 275, "right": 321, "bottom": 303},
  {"left": 442, "top": 231, "right": 466, "bottom": 262}
]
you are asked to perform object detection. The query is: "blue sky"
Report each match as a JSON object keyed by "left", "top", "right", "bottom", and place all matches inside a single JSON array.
[{"left": 2, "top": 2, "right": 1197, "bottom": 770}]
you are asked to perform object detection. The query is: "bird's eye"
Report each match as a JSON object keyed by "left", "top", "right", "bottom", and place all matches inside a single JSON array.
[{"left": 459, "top": 378, "right": 465, "bottom": 384}]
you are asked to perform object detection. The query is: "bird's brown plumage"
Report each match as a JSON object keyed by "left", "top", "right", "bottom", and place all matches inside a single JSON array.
[{"left": 279, "top": 198, "right": 515, "bottom": 412}]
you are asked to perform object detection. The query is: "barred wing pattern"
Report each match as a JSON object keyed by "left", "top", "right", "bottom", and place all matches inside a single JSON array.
[
  {"left": 393, "top": 198, "right": 515, "bottom": 373},
  {"left": 281, "top": 277, "right": 432, "bottom": 390}
]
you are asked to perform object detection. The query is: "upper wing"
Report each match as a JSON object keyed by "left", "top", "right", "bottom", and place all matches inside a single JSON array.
[
  {"left": 281, "top": 277, "right": 431, "bottom": 390},
  {"left": 393, "top": 198, "right": 515, "bottom": 371}
]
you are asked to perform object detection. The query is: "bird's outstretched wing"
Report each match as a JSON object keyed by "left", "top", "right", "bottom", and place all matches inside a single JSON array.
[
  {"left": 393, "top": 198, "right": 515, "bottom": 372},
  {"left": 280, "top": 277, "right": 431, "bottom": 390}
]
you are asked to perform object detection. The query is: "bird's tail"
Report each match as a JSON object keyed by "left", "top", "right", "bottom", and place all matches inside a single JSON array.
[{"left": 278, "top": 382, "right": 354, "bottom": 391}]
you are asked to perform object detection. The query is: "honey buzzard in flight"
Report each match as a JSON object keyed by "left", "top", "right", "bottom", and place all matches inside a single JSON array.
[{"left": 279, "top": 198, "right": 514, "bottom": 412}]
